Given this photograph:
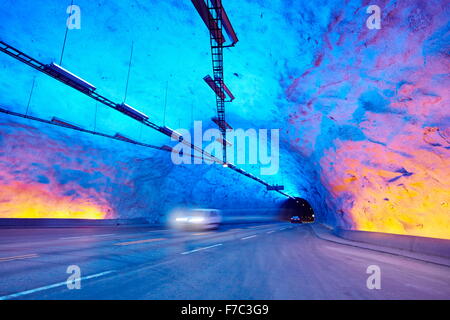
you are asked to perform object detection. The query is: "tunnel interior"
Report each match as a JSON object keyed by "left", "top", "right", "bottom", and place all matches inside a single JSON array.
[
  {"left": 279, "top": 198, "right": 315, "bottom": 223},
  {"left": 0, "top": 0, "right": 448, "bottom": 240},
  {"left": 0, "top": 0, "right": 449, "bottom": 303}
]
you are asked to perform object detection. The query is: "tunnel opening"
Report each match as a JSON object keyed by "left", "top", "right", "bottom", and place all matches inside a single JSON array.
[{"left": 279, "top": 198, "right": 315, "bottom": 223}]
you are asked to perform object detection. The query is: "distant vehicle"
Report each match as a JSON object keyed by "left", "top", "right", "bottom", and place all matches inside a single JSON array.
[
  {"left": 302, "top": 214, "right": 315, "bottom": 223},
  {"left": 290, "top": 216, "right": 302, "bottom": 223},
  {"left": 172, "top": 209, "right": 222, "bottom": 231}
]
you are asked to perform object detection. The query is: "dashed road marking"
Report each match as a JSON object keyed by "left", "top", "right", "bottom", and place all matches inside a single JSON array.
[
  {"left": 114, "top": 238, "right": 166, "bottom": 246},
  {"left": 181, "top": 243, "right": 223, "bottom": 255},
  {"left": 241, "top": 235, "right": 257, "bottom": 240}
]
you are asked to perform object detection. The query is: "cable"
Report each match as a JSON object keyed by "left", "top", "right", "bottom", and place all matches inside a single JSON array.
[
  {"left": 163, "top": 80, "right": 168, "bottom": 126},
  {"left": 0, "top": 40, "right": 293, "bottom": 199},
  {"left": 123, "top": 41, "right": 134, "bottom": 103},
  {"left": 59, "top": 0, "right": 74, "bottom": 66},
  {"left": 93, "top": 103, "right": 98, "bottom": 131},
  {"left": 25, "top": 77, "right": 36, "bottom": 115}
]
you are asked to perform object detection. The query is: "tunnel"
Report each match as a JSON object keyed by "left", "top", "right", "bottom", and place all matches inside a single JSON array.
[
  {"left": 0, "top": 0, "right": 449, "bottom": 301},
  {"left": 279, "top": 198, "right": 315, "bottom": 223}
]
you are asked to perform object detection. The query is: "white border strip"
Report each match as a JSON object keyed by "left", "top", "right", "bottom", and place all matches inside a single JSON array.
[{"left": 0, "top": 270, "right": 115, "bottom": 300}]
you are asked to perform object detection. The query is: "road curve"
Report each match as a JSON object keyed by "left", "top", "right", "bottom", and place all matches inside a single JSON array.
[{"left": 0, "top": 223, "right": 448, "bottom": 299}]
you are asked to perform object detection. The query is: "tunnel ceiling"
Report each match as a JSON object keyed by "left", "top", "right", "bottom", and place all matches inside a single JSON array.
[{"left": 0, "top": 0, "right": 448, "bottom": 239}]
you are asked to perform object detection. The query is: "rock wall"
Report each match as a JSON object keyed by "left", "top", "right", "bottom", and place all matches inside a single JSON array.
[
  {"left": 0, "top": 0, "right": 448, "bottom": 238},
  {"left": 0, "top": 116, "right": 285, "bottom": 221}
]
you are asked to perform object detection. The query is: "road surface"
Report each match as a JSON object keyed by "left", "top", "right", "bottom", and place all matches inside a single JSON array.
[{"left": 0, "top": 222, "right": 449, "bottom": 299}]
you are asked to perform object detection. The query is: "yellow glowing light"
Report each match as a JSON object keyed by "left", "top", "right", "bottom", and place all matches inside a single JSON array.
[
  {"left": 320, "top": 139, "right": 450, "bottom": 240},
  {"left": 0, "top": 182, "right": 111, "bottom": 219}
]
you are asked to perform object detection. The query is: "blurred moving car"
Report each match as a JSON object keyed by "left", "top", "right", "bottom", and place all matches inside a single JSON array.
[
  {"left": 290, "top": 216, "right": 302, "bottom": 223},
  {"left": 171, "top": 209, "right": 222, "bottom": 230}
]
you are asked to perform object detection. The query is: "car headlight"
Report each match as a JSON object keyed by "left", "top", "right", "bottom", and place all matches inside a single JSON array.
[{"left": 189, "top": 217, "right": 205, "bottom": 223}]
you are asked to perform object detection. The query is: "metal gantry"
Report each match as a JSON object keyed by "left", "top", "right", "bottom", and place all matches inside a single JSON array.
[
  {"left": 192, "top": 0, "right": 238, "bottom": 164},
  {"left": 207, "top": 0, "right": 227, "bottom": 163}
]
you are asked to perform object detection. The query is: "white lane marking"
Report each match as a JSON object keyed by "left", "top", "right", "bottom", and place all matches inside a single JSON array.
[
  {"left": 0, "top": 270, "right": 116, "bottom": 300},
  {"left": 59, "top": 234, "right": 114, "bottom": 240},
  {"left": 0, "top": 253, "right": 39, "bottom": 262},
  {"left": 181, "top": 243, "right": 223, "bottom": 255},
  {"left": 241, "top": 235, "right": 257, "bottom": 240},
  {"left": 266, "top": 230, "right": 276, "bottom": 234}
]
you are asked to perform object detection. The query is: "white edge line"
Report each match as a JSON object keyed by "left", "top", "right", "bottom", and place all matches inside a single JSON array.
[
  {"left": 181, "top": 243, "right": 222, "bottom": 255},
  {"left": 0, "top": 270, "right": 116, "bottom": 300}
]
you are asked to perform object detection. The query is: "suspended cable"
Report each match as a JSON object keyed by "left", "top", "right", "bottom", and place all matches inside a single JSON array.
[
  {"left": 163, "top": 80, "right": 168, "bottom": 126},
  {"left": 0, "top": 40, "right": 293, "bottom": 199},
  {"left": 123, "top": 41, "right": 134, "bottom": 103},
  {"left": 26, "top": 77, "right": 36, "bottom": 115},
  {"left": 93, "top": 102, "right": 98, "bottom": 131},
  {"left": 59, "top": 0, "right": 74, "bottom": 66}
]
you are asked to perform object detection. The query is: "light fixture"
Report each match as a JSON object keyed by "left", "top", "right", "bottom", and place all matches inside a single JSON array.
[
  {"left": 51, "top": 117, "right": 83, "bottom": 130},
  {"left": 267, "top": 185, "right": 285, "bottom": 191},
  {"left": 203, "top": 75, "right": 226, "bottom": 99},
  {"left": 45, "top": 63, "right": 96, "bottom": 92},
  {"left": 161, "top": 126, "right": 183, "bottom": 141},
  {"left": 116, "top": 103, "right": 149, "bottom": 121},
  {"left": 211, "top": 117, "right": 233, "bottom": 130},
  {"left": 160, "top": 145, "right": 173, "bottom": 152},
  {"left": 214, "top": 76, "right": 235, "bottom": 101},
  {"left": 203, "top": 75, "right": 234, "bottom": 101},
  {"left": 114, "top": 133, "right": 137, "bottom": 143}
]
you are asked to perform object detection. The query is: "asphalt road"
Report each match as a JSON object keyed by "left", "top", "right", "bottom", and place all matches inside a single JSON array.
[{"left": 0, "top": 222, "right": 449, "bottom": 299}]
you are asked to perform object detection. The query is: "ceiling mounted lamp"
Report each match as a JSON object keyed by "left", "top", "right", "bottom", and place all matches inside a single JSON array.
[
  {"left": 116, "top": 103, "right": 149, "bottom": 121},
  {"left": 51, "top": 117, "right": 83, "bottom": 130},
  {"left": 45, "top": 62, "right": 96, "bottom": 93}
]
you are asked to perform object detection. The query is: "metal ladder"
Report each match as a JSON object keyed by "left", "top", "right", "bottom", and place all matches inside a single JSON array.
[{"left": 207, "top": 0, "right": 227, "bottom": 163}]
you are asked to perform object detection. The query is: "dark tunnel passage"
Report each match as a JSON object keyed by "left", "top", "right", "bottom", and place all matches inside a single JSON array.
[{"left": 279, "top": 198, "right": 315, "bottom": 223}]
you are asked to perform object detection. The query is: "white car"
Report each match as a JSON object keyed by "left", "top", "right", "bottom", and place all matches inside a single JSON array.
[{"left": 171, "top": 209, "right": 222, "bottom": 230}]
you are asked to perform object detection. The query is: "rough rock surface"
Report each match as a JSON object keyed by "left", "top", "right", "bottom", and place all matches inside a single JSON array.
[{"left": 0, "top": 0, "right": 448, "bottom": 238}]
